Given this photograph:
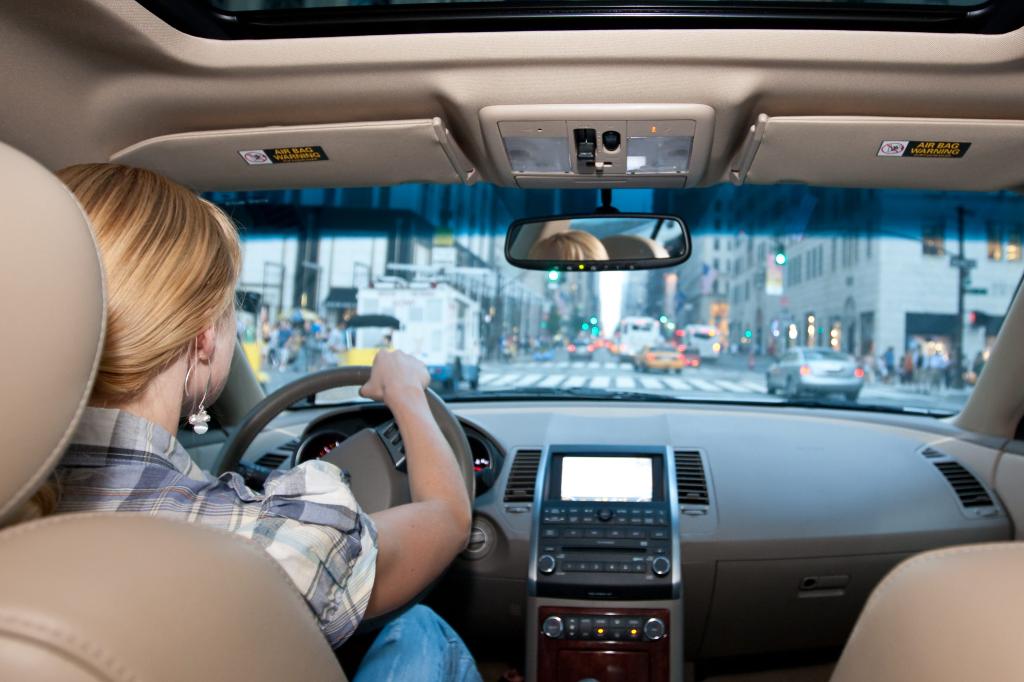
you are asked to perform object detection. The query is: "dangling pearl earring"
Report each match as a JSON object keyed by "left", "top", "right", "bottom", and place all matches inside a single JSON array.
[{"left": 185, "top": 343, "right": 212, "bottom": 435}]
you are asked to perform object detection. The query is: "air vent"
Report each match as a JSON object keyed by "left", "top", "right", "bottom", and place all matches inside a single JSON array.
[
  {"left": 255, "top": 452, "right": 287, "bottom": 469},
  {"left": 255, "top": 438, "right": 300, "bottom": 469},
  {"left": 503, "top": 449, "right": 541, "bottom": 503},
  {"left": 934, "top": 461, "right": 994, "bottom": 508},
  {"left": 675, "top": 450, "right": 709, "bottom": 506}
]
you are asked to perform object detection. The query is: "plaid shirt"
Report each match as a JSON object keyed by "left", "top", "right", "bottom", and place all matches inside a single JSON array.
[{"left": 55, "top": 407, "right": 377, "bottom": 650}]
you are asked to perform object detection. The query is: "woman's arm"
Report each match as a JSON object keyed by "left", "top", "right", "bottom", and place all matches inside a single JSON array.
[{"left": 361, "top": 351, "right": 472, "bottom": 617}]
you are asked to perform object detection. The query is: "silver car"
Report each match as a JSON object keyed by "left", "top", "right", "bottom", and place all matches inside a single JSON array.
[{"left": 766, "top": 348, "right": 864, "bottom": 401}]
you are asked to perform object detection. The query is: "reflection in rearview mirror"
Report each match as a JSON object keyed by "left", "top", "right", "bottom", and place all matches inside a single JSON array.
[{"left": 505, "top": 214, "right": 691, "bottom": 271}]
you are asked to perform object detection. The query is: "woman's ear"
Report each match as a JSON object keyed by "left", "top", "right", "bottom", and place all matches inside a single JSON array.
[{"left": 194, "top": 325, "right": 219, "bottom": 363}]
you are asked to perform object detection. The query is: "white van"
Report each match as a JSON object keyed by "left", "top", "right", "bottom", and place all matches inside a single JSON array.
[
  {"left": 682, "top": 324, "right": 722, "bottom": 361},
  {"left": 614, "top": 316, "right": 663, "bottom": 364}
]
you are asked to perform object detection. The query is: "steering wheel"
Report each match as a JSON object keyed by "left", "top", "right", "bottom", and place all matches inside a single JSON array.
[{"left": 217, "top": 367, "right": 475, "bottom": 513}]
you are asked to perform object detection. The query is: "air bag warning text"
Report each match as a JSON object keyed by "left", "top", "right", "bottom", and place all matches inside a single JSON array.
[
  {"left": 239, "top": 146, "right": 328, "bottom": 165},
  {"left": 877, "top": 140, "right": 970, "bottom": 159}
]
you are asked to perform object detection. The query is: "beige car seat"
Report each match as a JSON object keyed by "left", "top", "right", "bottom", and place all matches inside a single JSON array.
[
  {"left": 0, "top": 141, "right": 347, "bottom": 682},
  {"left": 601, "top": 234, "right": 669, "bottom": 259},
  {"left": 831, "top": 542, "right": 1024, "bottom": 681}
]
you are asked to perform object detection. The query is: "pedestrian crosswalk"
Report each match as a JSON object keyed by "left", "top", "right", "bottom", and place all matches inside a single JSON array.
[{"left": 477, "top": 367, "right": 767, "bottom": 394}]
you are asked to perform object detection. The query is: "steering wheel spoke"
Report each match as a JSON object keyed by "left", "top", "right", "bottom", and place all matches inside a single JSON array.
[{"left": 373, "top": 419, "right": 407, "bottom": 472}]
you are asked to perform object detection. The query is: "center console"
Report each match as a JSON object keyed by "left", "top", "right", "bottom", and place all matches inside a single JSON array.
[{"left": 527, "top": 446, "right": 682, "bottom": 682}]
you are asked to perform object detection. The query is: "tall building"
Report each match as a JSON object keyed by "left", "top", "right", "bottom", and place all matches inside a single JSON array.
[{"left": 680, "top": 185, "right": 1023, "bottom": 364}]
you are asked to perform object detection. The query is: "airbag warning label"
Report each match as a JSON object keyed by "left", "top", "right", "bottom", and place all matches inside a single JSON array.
[
  {"left": 239, "top": 146, "right": 328, "bottom": 165},
  {"left": 877, "top": 140, "right": 970, "bottom": 159}
]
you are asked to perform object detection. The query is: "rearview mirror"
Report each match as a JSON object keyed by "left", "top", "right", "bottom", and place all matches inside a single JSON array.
[{"left": 505, "top": 213, "right": 691, "bottom": 271}]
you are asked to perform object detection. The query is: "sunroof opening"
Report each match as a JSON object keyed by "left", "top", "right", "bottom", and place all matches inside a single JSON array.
[
  {"left": 210, "top": 0, "right": 987, "bottom": 8},
  {"left": 139, "top": 0, "right": 1022, "bottom": 38}
]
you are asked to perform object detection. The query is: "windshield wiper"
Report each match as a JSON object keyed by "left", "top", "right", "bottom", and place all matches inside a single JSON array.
[
  {"left": 774, "top": 397, "right": 953, "bottom": 417},
  {"left": 446, "top": 386, "right": 686, "bottom": 403}
]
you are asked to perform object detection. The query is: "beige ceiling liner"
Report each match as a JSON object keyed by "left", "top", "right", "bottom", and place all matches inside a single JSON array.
[
  {"left": 111, "top": 118, "right": 476, "bottom": 191},
  {"left": 732, "top": 114, "right": 1024, "bottom": 192},
  {"left": 7, "top": 1, "right": 1024, "bottom": 190}
]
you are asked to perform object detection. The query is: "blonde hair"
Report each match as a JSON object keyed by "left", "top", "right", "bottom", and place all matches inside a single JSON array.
[
  {"left": 14, "top": 165, "right": 240, "bottom": 524},
  {"left": 56, "top": 164, "right": 241, "bottom": 406},
  {"left": 528, "top": 230, "right": 609, "bottom": 261}
]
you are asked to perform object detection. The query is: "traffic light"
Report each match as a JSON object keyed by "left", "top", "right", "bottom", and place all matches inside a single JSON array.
[
  {"left": 589, "top": 316, "right": 599, "bottom": 326},
  {"left": 774, "top": 245, "right": 787, "bottom": 266},
  {"left": 582, "top": 322, "right": 590, "bottom": 331},
  {"left": 744, "top": 329, "right": 753, "bottom": 339},
  {"left": 547, "top": 270, "right": 560, "bottom": 282}
]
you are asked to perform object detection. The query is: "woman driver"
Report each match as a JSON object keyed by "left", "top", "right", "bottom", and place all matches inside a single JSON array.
[{"left": 42, "top": 164, "right": 483, "bottom": 682}]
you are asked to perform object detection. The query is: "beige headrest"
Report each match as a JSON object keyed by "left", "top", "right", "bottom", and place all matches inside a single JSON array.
[
  {"left": 601, "top": 234, "right": 670, "bottom": 259},
  {"left": 0, "top": 143, "right": 104, "bottom": 526}
]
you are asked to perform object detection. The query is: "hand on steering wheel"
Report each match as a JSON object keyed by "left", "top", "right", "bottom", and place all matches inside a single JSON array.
[{"left": 217, "top": 362, "right": 475, "bottom": 510}]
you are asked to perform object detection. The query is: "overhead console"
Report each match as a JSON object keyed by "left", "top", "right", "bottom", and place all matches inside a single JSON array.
[{"left": 480, "top": 104, "right": 715, "bottom": 189}]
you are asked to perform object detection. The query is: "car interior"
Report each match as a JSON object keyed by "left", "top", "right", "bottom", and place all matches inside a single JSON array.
[{"left": 3, "top": 1, "right": 1024, "bottom": 681}]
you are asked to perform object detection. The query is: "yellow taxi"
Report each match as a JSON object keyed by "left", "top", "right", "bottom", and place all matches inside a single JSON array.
[{"left": 635, "top": 344, "right": 697, "bottom": 373}]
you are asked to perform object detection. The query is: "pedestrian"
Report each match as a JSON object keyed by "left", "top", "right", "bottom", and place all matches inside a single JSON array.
[
  {"left": 927, "top": 352, "right": 947, "bottom": 392},
  {"left": 327, "top": 321, "right": 348, "bottom": 367},
  {"left": 901, "top": 352, "right": 914, "bottom": 385},
  {"left": 972, "top": 350, "right": 986, "bottom": 383},
  {"left": 883, "top": 346, "right": 895, "bottom": 384},
  {"left": 275, "top": 320, "right": 293, "bottom": 370}
]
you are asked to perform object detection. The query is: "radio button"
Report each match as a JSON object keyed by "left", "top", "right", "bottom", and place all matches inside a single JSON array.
[
  {"left": 628, "top": 529, "right": 646, "bottom": 539},
  {"left": 542, "top": 616, "right": 564, "bottom": 639},
  {"left": 542, "top": 528, "right": 559, "bottom": 538},
  {"left": 651, "top": 529, "right": 668, "bottom": 539},
  {"left": 607, "top": 529, "right": 625, "bottom": 539},
  {"left": 538, "top": 555, "right": 557, "bottom": 575},
  {"left": 643, "top": 617, "right": 666, "bottom": 641},
  {"left": 584, "top": 528, "right": 604, "bottom": 539},
  {"left": 597, "top": 508, "right": 613, "bottom": 522},
  {"left": 563, "top": 528, "right": 582, "bottom": 539},
  {"left": 652, "top": 556, "right": 671, "bottom": 576}
]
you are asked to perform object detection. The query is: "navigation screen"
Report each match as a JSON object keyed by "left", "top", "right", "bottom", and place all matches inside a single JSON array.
[{"left": 560, "top": 456, "right": 653, "bottom": 502}]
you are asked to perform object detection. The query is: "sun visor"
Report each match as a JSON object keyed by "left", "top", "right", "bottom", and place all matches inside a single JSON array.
[
  {"left": 731, "top": 115, "right": 1024, "bottom": 192},
  {"left": 110, "top": 118, "right": 476, "bottom": 191}
]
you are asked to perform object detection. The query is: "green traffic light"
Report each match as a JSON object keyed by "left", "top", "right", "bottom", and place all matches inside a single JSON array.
[
  {"left": 589, "top": 316, "right": 598, "bottom": 325},
  {"left": 547, "top": 270, "right": 560, "bottom": 282},
  {"left": 582, "top": 322, "right": 590, "bottom": 331},
  {"left": 774, "top": 252, "right": 787, "bottom": 266},
  {"left": 744, "top": 329, "right": 752, "bottom": 338}
]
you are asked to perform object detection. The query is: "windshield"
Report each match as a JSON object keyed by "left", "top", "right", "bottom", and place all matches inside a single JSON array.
[{"left": 214, "top": 183, "right": 1024, "bottom": 416}]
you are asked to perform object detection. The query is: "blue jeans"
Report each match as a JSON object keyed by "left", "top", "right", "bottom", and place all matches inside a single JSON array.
[{"left": 353, "top": 606, "right": 483, "bottom": 682}]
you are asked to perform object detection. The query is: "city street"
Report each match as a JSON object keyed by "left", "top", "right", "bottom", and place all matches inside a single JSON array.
[
  {"left": 264, "top": 349, "right": 973, "bottom": 414},
  {"left": 473, "top": 350, "right": 973, "bottom": 413}
]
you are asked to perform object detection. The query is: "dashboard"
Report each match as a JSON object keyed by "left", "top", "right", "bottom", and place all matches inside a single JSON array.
[{"left": 233, "top": 399, "right": 1012, "bottom": 663}]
